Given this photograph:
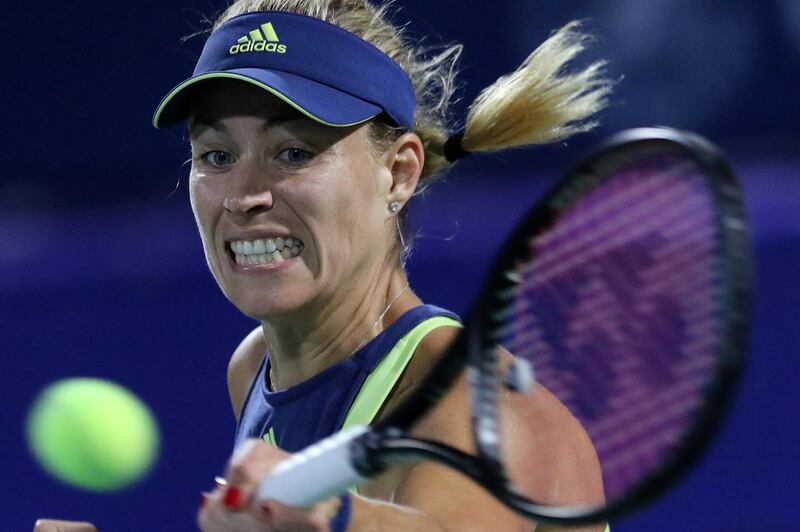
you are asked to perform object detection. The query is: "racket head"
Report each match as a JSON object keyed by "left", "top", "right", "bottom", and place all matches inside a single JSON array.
[{"left": 470, "top": 127, "right": 752, "bottom": 522}]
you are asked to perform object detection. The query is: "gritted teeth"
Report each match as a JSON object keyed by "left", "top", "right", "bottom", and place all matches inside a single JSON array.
[
  {"left": 229, "top": 237, "right": 304, "bottom": 266},
  {"left": 230, "top": 237, "right": 304, "bottom": 255}
]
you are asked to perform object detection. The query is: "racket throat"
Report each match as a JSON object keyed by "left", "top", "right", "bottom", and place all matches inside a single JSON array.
[
  {"left": 503, "top": 358, "right": 535, "bottom": 394},
  {"left": 467, "top": 358, "right": 512, "bottom": 487}
]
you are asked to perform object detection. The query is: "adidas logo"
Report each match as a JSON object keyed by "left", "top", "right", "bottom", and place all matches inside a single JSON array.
[{"left": 229, "top": 22, "right": 287, "bottom": 55}]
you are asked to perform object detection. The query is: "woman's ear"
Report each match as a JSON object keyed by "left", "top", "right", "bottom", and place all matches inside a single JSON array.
[{"left": 385, "top": 132, "right": 424, "bottom": 207}]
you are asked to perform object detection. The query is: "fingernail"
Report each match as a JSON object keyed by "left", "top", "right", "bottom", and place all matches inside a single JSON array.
[
  {"left": 223, "top": 486, "right": 243, "bottom": 509},
  {"left": 199, "top": 492, "right": 209, "bottom": 509},
  {"left": 259, "top": 502, "right": 272, "bottom": 518}
]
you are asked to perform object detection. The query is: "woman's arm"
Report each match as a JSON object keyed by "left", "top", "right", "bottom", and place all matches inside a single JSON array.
[{"left": 197, "top": 439, "right": 451, "bottom": 531}]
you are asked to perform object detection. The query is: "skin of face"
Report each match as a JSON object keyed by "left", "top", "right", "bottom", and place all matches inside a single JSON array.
[{"left": 187, "top": 81, "right": 410, "bottom": 326}]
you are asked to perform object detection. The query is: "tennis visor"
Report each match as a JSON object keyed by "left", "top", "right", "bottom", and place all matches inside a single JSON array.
[{"left": 153, "top": 11, "right": 416, "bottom": 130}]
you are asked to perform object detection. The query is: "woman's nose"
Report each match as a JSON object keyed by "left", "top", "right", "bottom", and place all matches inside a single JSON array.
[{"left": 223, "top": 189, "right": 274, "bottom": 216}]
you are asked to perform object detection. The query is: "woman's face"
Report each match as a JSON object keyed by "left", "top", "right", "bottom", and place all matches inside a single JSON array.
[{"left": 188, "top": 82, "right": 398, "bottom": 320}]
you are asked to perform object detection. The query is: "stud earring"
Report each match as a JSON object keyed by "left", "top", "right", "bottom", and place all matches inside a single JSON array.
[{"left": 389, "top": 200, "right": 401, "bottom": 213}]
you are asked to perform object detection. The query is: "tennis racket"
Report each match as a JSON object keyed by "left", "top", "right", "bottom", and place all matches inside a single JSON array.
[{"left": 254, "top": 127, "right": 752, "bottom": 524}]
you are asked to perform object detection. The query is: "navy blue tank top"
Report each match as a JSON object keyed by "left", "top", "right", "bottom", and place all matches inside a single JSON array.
[{"left": 234, "top": 305, "right": 460, "bottom": 452}]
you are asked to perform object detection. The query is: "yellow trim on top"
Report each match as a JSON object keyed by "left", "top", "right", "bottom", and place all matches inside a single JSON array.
[
  {"left": 342, "top": 316, "right": 462, "bottom": 430},
  {"left": 152, "top": 72, "right": 379, "bottom": 129}
]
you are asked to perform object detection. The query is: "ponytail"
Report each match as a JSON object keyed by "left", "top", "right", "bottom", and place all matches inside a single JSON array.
[{"left": 440, "top": 21, "right": 613, "bottom": 163}]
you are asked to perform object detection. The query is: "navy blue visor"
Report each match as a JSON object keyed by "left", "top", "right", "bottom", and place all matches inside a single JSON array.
[{"left": 153, "top": 11, "right": 416, "bottom": 130}]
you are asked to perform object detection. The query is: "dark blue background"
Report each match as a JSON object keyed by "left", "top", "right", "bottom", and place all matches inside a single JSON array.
[{"left": 3, "top": 1, "right": 798, "bottom": 530}]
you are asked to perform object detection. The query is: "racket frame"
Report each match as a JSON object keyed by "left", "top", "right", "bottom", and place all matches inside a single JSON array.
[{"left": 466, "top": 127, "right": 752, "bottom": 522}]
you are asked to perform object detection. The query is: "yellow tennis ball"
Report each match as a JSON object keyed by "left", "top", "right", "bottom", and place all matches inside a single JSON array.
[{"left": 26, "top": 378, "right": 160, "bottom": 492}]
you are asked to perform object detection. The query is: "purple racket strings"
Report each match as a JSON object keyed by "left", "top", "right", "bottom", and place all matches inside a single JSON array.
[{"left": 499, "top": 153, "right": 719, "bottom": 500}]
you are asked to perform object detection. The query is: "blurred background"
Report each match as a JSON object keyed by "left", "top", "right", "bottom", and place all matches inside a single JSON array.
[{"left": 3, "top": 1, "right": 798, "bottom": 530}]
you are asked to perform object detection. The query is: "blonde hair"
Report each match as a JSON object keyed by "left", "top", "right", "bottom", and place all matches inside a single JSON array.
[{"left": 213, "top": 0, "right": 613, "bottom": 182}]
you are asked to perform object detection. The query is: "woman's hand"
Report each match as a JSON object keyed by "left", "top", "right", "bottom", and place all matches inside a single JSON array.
[
  {"left": 33, "top": 520, "right": 97, "bottom": 532},
  {"left": 198, "top": 439, "right": 343, "bottom": 531}
]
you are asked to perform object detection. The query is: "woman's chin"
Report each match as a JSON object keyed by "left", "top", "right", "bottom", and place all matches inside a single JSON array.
[{"left": 228, "top": 292, "right": 310, "bottom": 322}]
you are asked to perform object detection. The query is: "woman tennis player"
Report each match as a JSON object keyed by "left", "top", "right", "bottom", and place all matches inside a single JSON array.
[{"left": 36, "top": 0, "right": 612, "bottom": 530}]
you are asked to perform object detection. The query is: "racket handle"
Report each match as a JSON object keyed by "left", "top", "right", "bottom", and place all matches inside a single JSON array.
[{"left": 254, "top": 425, "right": 369, "bottom": 507}]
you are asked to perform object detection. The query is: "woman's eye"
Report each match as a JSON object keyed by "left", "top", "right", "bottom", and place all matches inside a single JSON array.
[
  {"left": 200, "top": 151, "right": 235, "bottom": 167},
  {"left": 278, "top": 147, "right": 313, "bottom": 165}
]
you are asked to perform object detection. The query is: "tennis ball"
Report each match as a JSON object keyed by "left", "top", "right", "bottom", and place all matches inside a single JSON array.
[{"left": 26, "top": 377, "right": 160, "bottom": 492}]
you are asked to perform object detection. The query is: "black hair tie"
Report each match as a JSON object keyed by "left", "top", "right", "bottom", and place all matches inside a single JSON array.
[{"left": 443, "top": 133, "right": 469, "bottom": 162}]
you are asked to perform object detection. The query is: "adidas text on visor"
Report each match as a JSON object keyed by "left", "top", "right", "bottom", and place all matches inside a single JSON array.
[{"left": 153, "top": 11, "right": 416, "bottom": 130}]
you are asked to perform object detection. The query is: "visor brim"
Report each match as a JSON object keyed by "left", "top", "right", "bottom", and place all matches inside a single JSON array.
[{"left": 152, "top": 68, "right": 383, "bottom": 129}]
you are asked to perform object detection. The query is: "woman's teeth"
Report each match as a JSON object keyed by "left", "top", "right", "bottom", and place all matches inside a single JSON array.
[{"left": 230, "top": 237, "right": 304, "bottom": 266}]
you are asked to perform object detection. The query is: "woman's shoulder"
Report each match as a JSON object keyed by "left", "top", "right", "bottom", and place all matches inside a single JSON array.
[
  {"left": 227, "top": 326, "right": 268, "bottom": 421},
  {"left": 410, "top": 345, "right": 605, "bottom": 506}
]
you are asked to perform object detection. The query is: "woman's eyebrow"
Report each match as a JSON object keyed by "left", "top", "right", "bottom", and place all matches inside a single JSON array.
[{"left": 188, "top": 119, "right": 227, "bottom": 138}]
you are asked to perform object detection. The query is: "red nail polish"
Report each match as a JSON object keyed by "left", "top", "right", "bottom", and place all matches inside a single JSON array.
[
  {"left": 199, "top": 493, "right": 209, "bottom": 509},
  {"left": 223, "top": 486, "right": 243, "bottom": 509},
  {"left": 259, "top": 502, "right": 272, "bottom": 518}
]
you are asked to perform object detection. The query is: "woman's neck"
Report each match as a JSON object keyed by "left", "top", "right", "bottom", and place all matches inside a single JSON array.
[{"left": 262, "top": 269, "right": 420, "bottom": 391}]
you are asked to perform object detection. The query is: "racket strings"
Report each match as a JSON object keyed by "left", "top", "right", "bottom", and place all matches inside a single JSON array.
[
  {"left": 495, "top": 154, "right": 722, "bottom": 500},
  {"left": 522, "top": 169, "right": 707, "bottom": 286}
]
